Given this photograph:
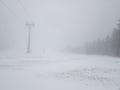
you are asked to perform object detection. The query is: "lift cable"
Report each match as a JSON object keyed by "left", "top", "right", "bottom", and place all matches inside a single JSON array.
[
  {"left": 0, "top": 0, "right": 19, "bottom": 19},
  {"left": 16, "top": 0, "right": 34, "bottom": 22}
]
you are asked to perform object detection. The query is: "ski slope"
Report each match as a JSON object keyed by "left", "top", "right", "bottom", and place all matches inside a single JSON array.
[{"left": 0, "top": 53, "right": 120, "bottom": 90}]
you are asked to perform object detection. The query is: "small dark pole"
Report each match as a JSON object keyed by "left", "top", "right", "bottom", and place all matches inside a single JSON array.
[{"left": 26, "top": 23, "right": 34, "bottom": 54}]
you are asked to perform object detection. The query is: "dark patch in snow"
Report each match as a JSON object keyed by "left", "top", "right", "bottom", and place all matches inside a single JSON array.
[
  {"left": 0, "top": 64, "right": 13, "bottom": 68},
  {"left": 39, "top": 67, "right": 120, "bottom": 86}
]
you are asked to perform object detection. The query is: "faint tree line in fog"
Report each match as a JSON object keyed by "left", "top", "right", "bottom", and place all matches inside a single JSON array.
[
  {"left": 66, "top": 20, "right": 120, "bottom": 57},
  {"left": 85, "top": 20, "right": 120, "bottom": 57}
]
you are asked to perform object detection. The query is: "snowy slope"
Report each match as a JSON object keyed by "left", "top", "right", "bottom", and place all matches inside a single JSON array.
[{"left": 0, "top": 53, "right": 120, "bottom": 90}]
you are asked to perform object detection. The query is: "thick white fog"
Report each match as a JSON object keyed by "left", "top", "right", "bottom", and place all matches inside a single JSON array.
[
  {"left": 0, "top": 0, "right": 120, "bottom": 53},
  {"left": 1, "top": 1, "right": 120, "bottom": 90}
]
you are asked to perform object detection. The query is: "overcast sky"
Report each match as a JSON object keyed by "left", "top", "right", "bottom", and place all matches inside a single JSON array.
[{"left": 0, "top": 0, "right": 120, "bottom": 52}]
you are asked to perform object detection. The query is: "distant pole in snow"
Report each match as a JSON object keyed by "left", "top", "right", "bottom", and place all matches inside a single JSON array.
[{"left": 26, "top": 23, "right": 35, "bottom": 54}]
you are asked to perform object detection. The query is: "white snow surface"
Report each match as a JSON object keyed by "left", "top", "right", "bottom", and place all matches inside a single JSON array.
[{"left": 0, "top": 52, "right": 120, "bottom": 90}]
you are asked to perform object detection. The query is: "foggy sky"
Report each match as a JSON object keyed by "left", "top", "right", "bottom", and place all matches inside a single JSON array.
[{"left": 0, "top": 0, "right": 120, "bottom": 52}]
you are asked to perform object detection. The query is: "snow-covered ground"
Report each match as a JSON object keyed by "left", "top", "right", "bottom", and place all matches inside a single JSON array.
[{"left": 0, "top": 53, "right": 120, "bottom": 90}]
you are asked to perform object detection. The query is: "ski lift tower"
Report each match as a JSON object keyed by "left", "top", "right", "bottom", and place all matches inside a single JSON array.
[{"left": 26, "top": 23, "right": 35, "bottom": 54}]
